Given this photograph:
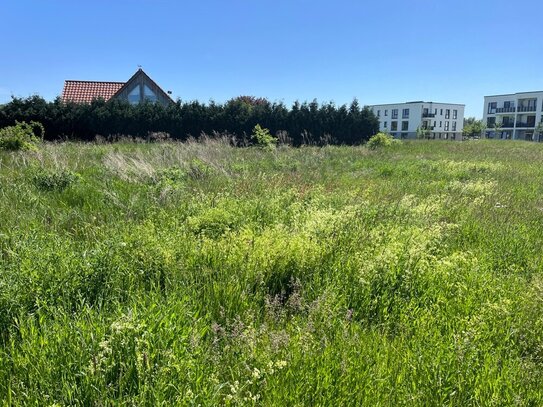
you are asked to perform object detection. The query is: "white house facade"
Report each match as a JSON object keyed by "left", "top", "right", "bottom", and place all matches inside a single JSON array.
[
  {"left": 482, "top": 91, "right": 543, "bottom": 141},
  {"left": 369, "top": 101, "right": 465, "bottom": 140}
]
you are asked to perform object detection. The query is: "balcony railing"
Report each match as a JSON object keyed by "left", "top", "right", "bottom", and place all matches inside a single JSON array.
[
  {"left": 422, "top": 113, "right": 435, "bottom": 118},
  {"left": 496, "top": 107, "right": 516, "bottom": 113},
  {"left": 518, "top": 106, "right": 536, "bottom": 112},
  {"left": 516, "top": 122, "right": 536, "bottom": 128},
  {"left": 501, "top": 123, "right": 515, "bottom": 128}
]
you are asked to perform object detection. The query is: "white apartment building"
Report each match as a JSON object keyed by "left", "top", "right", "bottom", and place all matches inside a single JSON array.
[
  {"left": 369, "top": 101, "right": 465, "bottom": 140},
  {"left": 483, "top": 91, "right": 543, "bottom": 141}
]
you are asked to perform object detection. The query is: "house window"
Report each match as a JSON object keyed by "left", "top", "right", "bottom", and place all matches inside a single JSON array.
[
  {"left": 391, "top": 121, "right": 398, "bottom": 131},
  {"left": 453, "top": 109, "right": 457, "bottom": 119},
  {"left": 445, "top": 109, "right": 450, "bottom": 119},
  {"left": 143, "top": 85, "right": 157, "bottom": 103},
  {"left": 384, "top": 109, "right": 388, "bottom": 116},
  {"left": 452, "top": 122, "right": 457, "bottom": 131},
  {"left": 487, "top": 117, "right": 496, "bottom": 127},
  {"left": 434, "top": 109, "right": 437, "bottom": 114},
  {"left": 392, "top": 109, "right": 398, "bottom": 119},
  {"left": 401, "top": 121, "right": 409, "bottom": 131},
  {"left": 377, "top": 110, "right": 380, "bottom": 117},
  {"left": 504, "top": 101, "right": 511, "bottom": 108},
  {"left": 440, "top": 121, "right": 442, "bottom": 128},
  {"left": 445, "top": 122, "right": 450, "bottom": 131},
  {"left": 384, "top": 121, "right": 388, "bottom": 128},
  {"left": 488, "top": 102, "right": 497, "bottom": 114},
  {"left": 440, "top": 109, "right": 443, "bottom": 115},
  {"left": 433, "top": 120, "right": 436, "bottom": 127},
  {"left": 402, "top": 108, "right": 409, "bottom": 119},
  {"left": 128, "top": 85, "right": 141, "bottom": 104}
]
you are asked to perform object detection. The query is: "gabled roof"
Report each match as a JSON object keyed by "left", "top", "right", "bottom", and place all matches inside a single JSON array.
[
  {"left": 112, "top": 68, "right": 174, "bottom": 103},
  {"left": 61, "top": 80, "right": 125, "bottom": 103}
]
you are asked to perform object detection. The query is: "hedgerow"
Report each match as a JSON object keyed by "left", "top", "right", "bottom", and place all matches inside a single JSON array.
[{"left": 0, "top": 96, "right": 379, "bottom": 145}]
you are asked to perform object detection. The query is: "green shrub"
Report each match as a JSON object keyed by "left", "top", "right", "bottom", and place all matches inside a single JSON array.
[
  {"left": 251, "top": 124, "right": 277, "bottom": 150},
  {"left": 0, "top": 121, "right": 43, "bottom": 151},
  {"left": 366, "top": 132, "right": 401, "bottom": 150},
  {"left": 31, "top": 169, "right": 80, "bottom": 191}
]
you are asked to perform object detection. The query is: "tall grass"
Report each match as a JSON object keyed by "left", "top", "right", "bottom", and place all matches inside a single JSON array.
[{"left": 1, "top": 139, "right": 543, "bottom": 405}]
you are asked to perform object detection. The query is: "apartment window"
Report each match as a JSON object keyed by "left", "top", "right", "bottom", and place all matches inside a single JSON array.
[
  {"left": 488, "top": 102, "right": 497, "bottom": 114},
  {"left": 445, "top": 122, "right": 450, "bottom": 131},
  {"left": 402, "top": 108, "right": 409, "bottom": 119},
  {"left": 401, "top": 132, "right": 408, "bottom": 139},
  {"left": 383, "top": 121, "right": 388, "bottom": 128},
  {"left": 503, "top": 117, "right": 513, "bottom": 127},
  {"left": 453, "top": 109, "right": 457, "bottom": 119},
  {"left": 434, "top": 109, "right": 437, "bottom": 114},
  {"left": 487, "top": 117, "right": 496, "bottom": 127},
  {"left": 440, "top": 121, "right": 442, "bottom": 128},
  {"left": 384, "top": 109, "right": 388, "bottom": 116},
  {"left": 433, "top": 120, "right": 436, "bottom": 127},
  {"left": 391, "top": 109, "right": 398, "bottom": 119},
  {"left": 391, "top": 121, "right": 398, "bottom": 131},
  {"left": 377, "top": 110, "right": 380, "bottom": 117},
  {"left": 401, "top": 121, "right": 409, "bottom": 131},
  {"left": 440, "top": 109, "right": 443, "bottom": 115},
  {"left": 452, "top": 122, "right": 457, "bottom": 131},
  {"left": 445, "top": 109, "right": 450, "bottom": 119},
  {"left": 504, "top": 101, "right": 511, "bottom": 108}
]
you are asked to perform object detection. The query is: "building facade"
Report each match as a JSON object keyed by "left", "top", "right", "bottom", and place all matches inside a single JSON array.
[
  {"left": 483, "top": 92, "right": 543, "bottom": 141},
  {"left": 369, "top": 101, "right": 465, "bottom": 140},
  {"left": 61, "top": 69, "right": 173, "bottom": 106}
]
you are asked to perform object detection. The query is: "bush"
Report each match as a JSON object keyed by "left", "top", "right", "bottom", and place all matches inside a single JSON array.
[
  {"left": 251, "top": 124, "right": 277, "bottom": 150},
  {"left": 367, "top": 132, "right": 400, "bottom": 150},
  {"left": 0, "top": 121, "right": 44, "bottom": 151},
  {"left": 31, "top": 169, "right": 80, "bottom": 191}
]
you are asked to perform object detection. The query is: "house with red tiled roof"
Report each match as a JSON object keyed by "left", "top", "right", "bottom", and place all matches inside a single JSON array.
[{"left": 61, "top": 69, "right": 174, "bottom": 106}]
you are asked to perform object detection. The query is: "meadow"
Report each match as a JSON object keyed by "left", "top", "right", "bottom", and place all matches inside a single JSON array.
[{"left": 1, "top": 138, "right": 543, "bottom": 405}]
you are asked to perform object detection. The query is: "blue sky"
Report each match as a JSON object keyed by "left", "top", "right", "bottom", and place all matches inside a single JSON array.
[{"left": 2, "top": 0, "right": 543, "bottom": 118}]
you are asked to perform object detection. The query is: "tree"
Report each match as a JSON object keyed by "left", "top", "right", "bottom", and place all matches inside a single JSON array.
[
  {"left": 462, "top": 117, "right": 484, "bottom": 139},
  {"left": 416, "top": 125, "right": 430, "bottom": 139},
  {"left": 493, "top": 121, "right": 503, "bottom": 139},
  {"left": 535, "top": 121, "right": 543, "bottom": 142}
]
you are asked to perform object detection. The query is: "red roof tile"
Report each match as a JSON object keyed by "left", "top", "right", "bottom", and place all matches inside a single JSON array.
[{"left": 61, "top": 80, "right": 125, "bottom": 103}]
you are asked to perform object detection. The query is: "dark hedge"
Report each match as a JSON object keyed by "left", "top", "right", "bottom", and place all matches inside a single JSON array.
[{"left": 0, "top": 95, "right": 379, "bottom": 145}]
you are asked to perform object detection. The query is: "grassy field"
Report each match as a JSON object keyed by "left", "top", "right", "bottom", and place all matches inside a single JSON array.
[{"left": 1, "top": 139, "right": 543, "bottom": 405}]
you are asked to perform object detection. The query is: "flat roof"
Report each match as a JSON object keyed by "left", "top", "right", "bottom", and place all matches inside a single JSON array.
[
  {"left": 369, "top": 101, "right": 465, "bottom": 107},
  {"left": 484, "top": 91, "right": 543, "bottom": 97}
]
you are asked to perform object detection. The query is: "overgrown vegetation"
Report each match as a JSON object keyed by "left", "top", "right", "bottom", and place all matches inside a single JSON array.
[
  {"left": 0, "top": 120, "right": 43, "bottom": 151},
  {"left": 251, "top": 124, "right": 277, "bottom": 150},
  {"left": 366, "top": 131, "right": 401, "bottom": 149},
  {"left": 1, "top": 139, "right": 543, "bottom": 405},
  {"left": 0, "top": 95, "right": 379, "bottom": 145}
]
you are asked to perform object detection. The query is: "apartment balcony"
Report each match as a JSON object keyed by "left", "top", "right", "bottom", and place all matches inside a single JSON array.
[
  {"left": 496, "top": 107, "right": 516, "bottom": 113},
  {"left": 515, "top": 122, "right": 536, "bottom": 128},
  {"left": 501, "top": 123, "right": 515, "bottom": 128},
  {"left": 518, "top": 106, "right": 536, "bottom": 112},
  {"left": 422, "top": 112, "right": 436, "bottom": 118}
]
